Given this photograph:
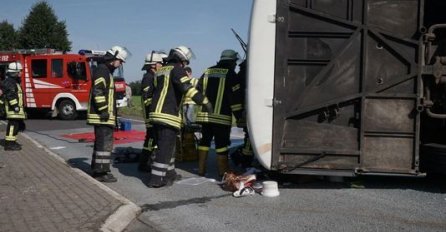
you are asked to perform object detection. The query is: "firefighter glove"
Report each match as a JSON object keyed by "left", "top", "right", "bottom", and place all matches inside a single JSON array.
[
  {"left": 100, "top": 111, "right": 110, "bottom": 121},
  {"left": 203, "top": 102, "right": 213, "bottom": 113},
  {"left": 13, "top": 106, "right": 20, "bottom": 113}
]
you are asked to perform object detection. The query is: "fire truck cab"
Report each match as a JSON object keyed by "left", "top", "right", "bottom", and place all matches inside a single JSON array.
[{"left": 0, "top": 49, "right": 127, "bottom": 120}]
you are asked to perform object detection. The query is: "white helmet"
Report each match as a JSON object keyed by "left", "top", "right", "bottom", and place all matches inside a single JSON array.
[
  {"left": 173, "top": 46, "right": 195, "bottom": 64},
  {"left": 142, "top": 51, "right": 167, "bottom": 70},
  {"left": 106, "top": 45, "right": 131, "bottom": 62},
  {"left": 220, "top": 49, "right": 240, "bottom": 61},
  {"left": 7, "top": 62, "right": 23, "bottom": 73}
]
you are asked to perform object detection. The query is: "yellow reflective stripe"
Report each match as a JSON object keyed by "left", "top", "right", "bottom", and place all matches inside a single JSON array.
[
  {"left": 94, "top": 77, "right": 106, "bottom": 87},
  {"left": 185, "top": 88, "right": 198, "bottom": 98},
  {"left": 204, "top": 68, "right": 228, "bottom": 76},
  {"left": 196, "top": 117, "right": 232, "bottom": 125},
  {"left": 203, "top": 77, "right": 208, "bottom": 95},
  {"left": 144, "top": 98, "right": 152, "bottom": 106},
  {"left": 108, "top": 75, "right": 114, "bottom": 114},
  {"left": 232, "top": 84, "right": 240, "bottom": 92},
  {"left": 150, "top": 113, "right": 182, "bottom": 124},
  {"left": 150, "top": 117, "right": 181, "bottom": 129},
  {"left": 98, "top": 105, "right": 108, "bottom": 111},
  {"left": 87, "top": 114, "right": 116, "bottom": 120},
  {"left": 9, "top": 99, "right": 18, "bottom": 105},
  {"left": 143, "top": 86, "right": 150, "bottom": 92},
  {"left": 191, "top": 78, "right": 198, "bottom": 86},
  {"left": 215, "top": 78, "right": 225, "bottom": 114},
  {"left": 95, "top": 96, "right": 106, "bottom": 103},
  {"left": 156, "top": 74, "right": 169, "bottom": 113},
  {"left": 196, "top": 112, "right": 232, "bottom": 125},
  {"left": 198, "top": 146, "right": 210, "bottom": 151},
  {"left": 8, "top": 125, "right": 14, "bottom": 136},
  {"left": 231, "top": 104, "right": 243, "bottom": 111},
  {"left": 215, "top": 147, "right": 228, "bottom": 153},
  {"left": 5, "top": 136, "right": 16, "bottom": 141},
  {"left": 87, "top": 119, "right": 116, "bottom": 125},
  {"left": 180, "top": 76, "right": 191, "bottom": 83}
]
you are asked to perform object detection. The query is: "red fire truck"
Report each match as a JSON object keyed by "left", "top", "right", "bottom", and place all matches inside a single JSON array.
[{"left": 0, "top": 48, "right": 128, "bottom": 120}]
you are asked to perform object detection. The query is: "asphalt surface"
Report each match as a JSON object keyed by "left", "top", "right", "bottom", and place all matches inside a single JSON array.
[{"left": 4, "top": 117, "right": 446, "bottom": 232}]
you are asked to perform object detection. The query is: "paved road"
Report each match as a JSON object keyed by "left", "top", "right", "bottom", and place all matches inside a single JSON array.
[{"left": 23, "top": 117, "right": 446, "bottom": 232}]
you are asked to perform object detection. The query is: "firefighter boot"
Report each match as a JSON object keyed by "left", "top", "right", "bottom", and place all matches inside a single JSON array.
[
  {"left": 92, "top": 172, "right": 117, "bottom": 183},
  {"left": 198, "top": 150, "right": 208, "bottom": 176},
  {"left": 5, "top": 141, "right": 22, "bottom": 151},
  {"left": 138, "top": 150, "right": 151, "bottom": 172},
  {"left": 166, "top": 169, "right": 182, "bottom": 186},
  {"left": 216, "top": 153, "right": 230, "bottom": 178}
]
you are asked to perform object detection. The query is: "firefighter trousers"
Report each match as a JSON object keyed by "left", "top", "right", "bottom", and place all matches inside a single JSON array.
[
  {"left": 199, "top": 124, "right": 231, "bottom": 152},
  {"left": 140, "top": 126, "right": 157, "bottom": 166},
  {"left": 91, "top": 125, "right": 114, "bottom": 174},
  {"left": 5, "top": 119, "right": 21, "bottom": 142},
  {"left": 150, "top": 124, "right": 177, "bottom": 184},
  {"left": 143, "top": 127, "right": 156, "bottom": 154}
]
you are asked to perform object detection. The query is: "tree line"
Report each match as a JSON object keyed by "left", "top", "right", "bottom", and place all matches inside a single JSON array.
[
  {"left": 0, "top": 1, "right": 71, "bottom": 51},
  {"left": 1, "top": 1, "right": 147, "bottom": 95}
]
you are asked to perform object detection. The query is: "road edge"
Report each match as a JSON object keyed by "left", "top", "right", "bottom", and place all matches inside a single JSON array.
[{"left": 21, "top": 132, "right": 141, "bottom": 232}]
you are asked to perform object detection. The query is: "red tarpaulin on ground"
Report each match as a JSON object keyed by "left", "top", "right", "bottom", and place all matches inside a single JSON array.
[{"left": 62, "top": 130, "right": 146, "bottom": 144}]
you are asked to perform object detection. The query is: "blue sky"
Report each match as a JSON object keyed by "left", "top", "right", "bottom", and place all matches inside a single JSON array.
[{"left": 0, "top": 0, "right": 253, "bottom": 82}]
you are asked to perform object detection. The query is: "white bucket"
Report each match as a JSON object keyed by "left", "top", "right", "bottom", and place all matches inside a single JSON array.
[{"left": 261, "top": 181, "right": 280, "bottom": 197}]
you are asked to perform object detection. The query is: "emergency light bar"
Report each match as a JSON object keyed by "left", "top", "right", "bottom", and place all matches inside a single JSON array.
[{"left": 78, "top": 49, "right": 107, "bottom": 56}]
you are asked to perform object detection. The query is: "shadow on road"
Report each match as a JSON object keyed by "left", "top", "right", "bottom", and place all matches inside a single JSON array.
[{"left": 270, "top": 172, "right": 446, "bottom": 194}]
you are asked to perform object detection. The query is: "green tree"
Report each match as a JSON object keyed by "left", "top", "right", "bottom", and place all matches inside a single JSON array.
[
  {"left": 0, "top": 20, "right": 18, "bottom": 50},
  {"left": 129, "top": 80, "right": 142, "bottom": 96},
  {"left": 18, "top": 1, "right": 71, "bottom": 51}
]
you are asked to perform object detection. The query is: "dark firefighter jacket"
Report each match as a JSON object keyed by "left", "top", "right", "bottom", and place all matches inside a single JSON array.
[
  {"left": 87, "top": 63, "right": 117, "bottom": 126},
  {"left": 149, "top": 62, "right": 208, "bottom": 130},
  {"left": 141, "top": 70, "right": 155, "bottom": 126},
  {"left": 3, "top": 76, "right": 26, "bottom": 119},
  {"left": 195, "top": 62, "right": 242, "bottom": 126}
]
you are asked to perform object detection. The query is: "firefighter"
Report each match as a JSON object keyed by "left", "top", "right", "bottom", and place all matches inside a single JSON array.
[
  {"left": 3, "top": 62, "right": 26, "bottom": 151},
  {"left": 138, "top": 51, "right": 166, "bottom": 172},
  {"left": 148, "top": 45, "right": 212, "bottom": 188},
  {"left": 195, "top": 49, "right": 243, "bottom": 178},
  {"left": 87, "top": 45, "right": 131, "bottom": 182}
]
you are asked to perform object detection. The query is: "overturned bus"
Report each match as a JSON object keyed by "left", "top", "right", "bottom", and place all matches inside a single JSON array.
[{"left": 247, "top": 0, "right": 446, "bottom": 176}]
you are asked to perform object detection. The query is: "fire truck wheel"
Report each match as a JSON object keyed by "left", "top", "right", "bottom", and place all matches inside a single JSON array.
[{"left": 58, "top": 99, "right": 78, "bottom": 120}]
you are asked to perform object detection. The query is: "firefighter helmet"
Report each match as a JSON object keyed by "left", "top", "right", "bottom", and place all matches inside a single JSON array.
[
  {"left": 7, "top": 62, "right": 23, "bottom": 73},
  {"left": 169, "top": 46, "right": 195, "bottom": 64},
  {"left": 220, "top": 49, "right": 240, "bottom": 61},
  {"left": 106, "top": 46, "right": 131, "bottom": 62},
  {"left": 142, "top": 51, "right": 167, "bottom": 70}
]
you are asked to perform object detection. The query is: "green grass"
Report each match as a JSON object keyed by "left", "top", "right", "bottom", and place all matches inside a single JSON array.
[{"left": 117, "top": 96, "right": 143, "bottom": 119}]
